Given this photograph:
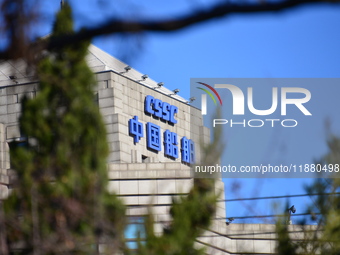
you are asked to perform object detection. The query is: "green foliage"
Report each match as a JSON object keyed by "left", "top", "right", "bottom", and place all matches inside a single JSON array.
[
  {"left": 136, "top": 179, "right": 217, "bottom": 255},
  {"left": 301, "top": 136, "right": 340, "bottom": 255},
  {"left": 3, "top": 3, "right": 125, "bottom": 254},
  {"left": 2, "top": 3, "right": 220, "bottom": 255},
  {"left": 275, "top": 201, "right": 297, "bottom": 255},
  {"left": 275, "top": 135, "right": 340, "bottom": 255},
  {"left": 136, "top": 120, "right": 223, "bottom": 255},
  {"left": 276, "top": 222, "right": 297, "bottom": 255}
]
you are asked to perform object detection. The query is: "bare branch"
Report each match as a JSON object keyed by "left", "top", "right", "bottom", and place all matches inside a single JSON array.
[
  {"left": 0, "top": 0, "right": 339, "bottom": 60},
  {"left": 48, "top": 0, "right": 338, "bottom": 48}
]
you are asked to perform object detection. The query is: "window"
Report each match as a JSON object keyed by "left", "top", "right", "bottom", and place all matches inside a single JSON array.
[{"left": 125, "top": 216, "right": 145, "bottom": 250}]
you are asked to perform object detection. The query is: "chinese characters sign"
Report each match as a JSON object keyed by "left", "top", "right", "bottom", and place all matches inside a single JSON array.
[{"left": 128, "top": 95, "right": 195, "bottom": 164}]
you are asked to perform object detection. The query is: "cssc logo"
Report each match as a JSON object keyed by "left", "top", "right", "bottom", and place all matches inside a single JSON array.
[{"left": 197, "top": 83, "right": 312, "bottom": 128}]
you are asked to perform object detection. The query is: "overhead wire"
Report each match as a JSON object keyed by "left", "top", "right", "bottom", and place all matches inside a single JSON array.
[
  {"left": 118, "top": 192, "right": 340, "bottom": 202},
  {"left": 220, "top": 192, "right": 340, "bottom": 202},
  {"left": 122, "top": 192, "right": 340, "bottom": 209},
  {"left": 122, "top": 192, "right": 337, "bottom": 224}
]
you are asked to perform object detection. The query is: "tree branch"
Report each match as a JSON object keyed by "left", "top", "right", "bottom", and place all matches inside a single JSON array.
[{"left": 0, "top": 0, "right": 339, "bottom": 60}]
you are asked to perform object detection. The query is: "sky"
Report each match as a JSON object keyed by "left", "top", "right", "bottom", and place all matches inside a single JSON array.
[
  {"left": 31, "top": 0, "right": 340, "bottom": 223},
  {"left": 190, "top": 78, "right": 340, "bottom": 223}
]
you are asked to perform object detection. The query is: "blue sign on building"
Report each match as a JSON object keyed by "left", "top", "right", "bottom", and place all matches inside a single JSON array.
[
  {"left": 144, "top": 95, "right": 178, "bottom": 124},
  {"left": 128, "top": 116, "right": 143, "bottom": 143},
  {"left": 146, "top": 122, "right": 161, "bottom": 151},
  {"left": 181, "top": 137, "right": 195, "bottom": 164},
  {"left": 164, "top": 130, "right": 178, "bottom": 159},
  {"left": 128, "top": 95, "right": 195, "bottom": 164}
]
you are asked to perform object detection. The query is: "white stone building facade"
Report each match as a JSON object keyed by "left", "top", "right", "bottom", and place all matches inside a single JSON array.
[{"left": 0, "top": 45, "right": 310, "bottom": 254}]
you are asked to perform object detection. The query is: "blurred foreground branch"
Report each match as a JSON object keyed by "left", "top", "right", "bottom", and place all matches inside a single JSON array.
[{"left": 1, "top": 0, "right": 339, "bottom": 61}]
